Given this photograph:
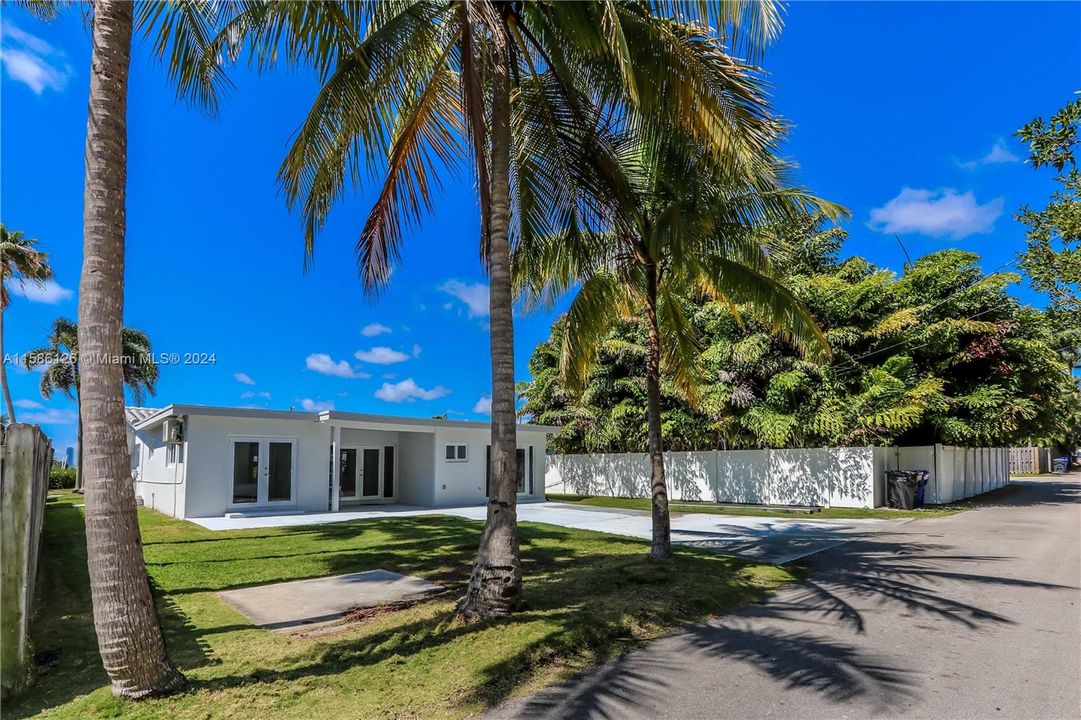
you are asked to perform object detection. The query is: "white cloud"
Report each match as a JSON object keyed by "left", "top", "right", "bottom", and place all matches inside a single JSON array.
[
  {"left": 0, "top": 21, "right": 72, "bottom": 94},
  {"left": 355, "top": 346, "right": 410, "bottom": 365},
  {"left": 958, "top": 139, "right": 1020, "bottom": 169},
  {"left": 21, "top": 408, "right": 76, "bottom": 424},
  {"left": 868, "top": 188, "right": 1004, "bottom": 240},
  {"left": 300, "top": 398, "right": 334, "bottom": 412},
  {"left": 234, "top": 372, "right": 257, "bottom": 385},
  {"left": 9, "top": 279, "right": 73, "bottom": 304},
  {"left": 473, "top": 395, "right": 492, "bottom": 415},
  {"left": 361, "top": 322, "right": 392, "bottom": 337},
  {"left": 374, "top": 378, "right": 449, "bottom": 403},
  {"left": 241, "top": 390, "right": 272, "bottom": 400},
  {"left": 305, "top": 353, "right": 368, "bottom": 379},
  {"left": 411, "top": 344, "right": 422, "bottom": 358},
  {"left": 14, "top": 399, "right": 44, "bottom": 409},
  {"left": 439, "top": 280, "right": 489, "bottom": 317}
]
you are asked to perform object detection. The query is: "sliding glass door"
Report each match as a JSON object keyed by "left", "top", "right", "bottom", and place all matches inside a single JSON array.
[{"left": 230, "top": 437, "right": 296, "bottom": 507}]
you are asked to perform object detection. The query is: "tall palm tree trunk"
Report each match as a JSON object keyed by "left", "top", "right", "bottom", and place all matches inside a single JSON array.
[
  {"left": 459, "top": 39, "right": 522, "bottom": 619},
  {"left": 79, "top": 0, "right": 184, "bottom": 698},
  {"left": 644, "top": 262, "right": 672, "bottom": 560},
  {"left": 1, "top": 305, "right": 14, "bottom": 423},
  {"left": 75, "top": 389, "right": 83, "bottom": 492}
]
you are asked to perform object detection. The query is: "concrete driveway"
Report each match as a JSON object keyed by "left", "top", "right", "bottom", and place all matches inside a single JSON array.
[
  {"left": 190, "top": 501, "right": 903, "bottom": 564},
  {"left": 488, "top": 476, "right": 1081, "bottom": 719}
]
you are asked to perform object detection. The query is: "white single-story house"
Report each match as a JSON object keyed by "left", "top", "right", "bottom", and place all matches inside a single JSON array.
[{"left": 126, "top": 404, "right": 557, "bottom": 520}]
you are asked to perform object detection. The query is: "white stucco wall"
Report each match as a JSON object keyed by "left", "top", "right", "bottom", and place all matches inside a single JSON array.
[
  {"left": 180, "top": 414, "right": 330, "bottom": 518},
  {"left": 545, "top": 445, "right": 1010, "bottom": 508},
  {"left": 133, "top": 410, "right": 552, "bottom": 516},
  {"left": 397, "top": 432, "right": 436, "bottom": 506},
  {"left": 432, "top": 427, "right": 548, "bottom": 507},
  {"left": 133, "top": 426, "right": 185, "bottom": 517}
]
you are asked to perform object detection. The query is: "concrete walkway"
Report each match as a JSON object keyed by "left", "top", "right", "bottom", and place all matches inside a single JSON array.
[
  {"left": 189, "top": 501, "right": 903, "bottom": 565},
  {"left": 488, "top": 476, "right": 1081, "bottom": 719}
]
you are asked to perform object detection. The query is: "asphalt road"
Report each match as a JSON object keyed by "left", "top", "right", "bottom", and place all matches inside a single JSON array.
[{"left": 488, "top": 475, "right": 1081, "bottom": 720}]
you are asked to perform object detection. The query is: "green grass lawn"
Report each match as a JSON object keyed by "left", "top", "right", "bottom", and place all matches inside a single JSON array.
[
  {"left": 8, "top": 493, "right": 795, "bottom": 720},
  {"left": 546, "top": 486, "right": 1020, "bottom": 520}
]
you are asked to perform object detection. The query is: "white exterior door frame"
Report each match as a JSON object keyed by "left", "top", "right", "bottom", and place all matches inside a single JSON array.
[{"left": 227, "top": 435, "right": 298, "bottom": 510}]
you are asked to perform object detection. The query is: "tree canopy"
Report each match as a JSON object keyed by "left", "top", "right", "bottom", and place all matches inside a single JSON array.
[{"left": 521, "top": 216, "right": 1077, "bottom": 452}]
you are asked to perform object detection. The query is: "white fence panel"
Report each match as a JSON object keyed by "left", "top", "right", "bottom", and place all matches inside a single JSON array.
[{"left": 546, "top": 444, "right": 1010, "bottom": 508}]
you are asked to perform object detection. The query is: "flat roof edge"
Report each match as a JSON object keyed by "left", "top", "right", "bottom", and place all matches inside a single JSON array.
[{"left": 129, "top": 404, "right": 560, "bottom": 433}]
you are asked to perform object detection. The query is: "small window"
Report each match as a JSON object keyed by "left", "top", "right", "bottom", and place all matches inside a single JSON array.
[
  {"left": 445, "top": 444, "right": 467, "bottom": 462},
  {"left": 166, "top": 444, "right": 184, "bottom": 465}
]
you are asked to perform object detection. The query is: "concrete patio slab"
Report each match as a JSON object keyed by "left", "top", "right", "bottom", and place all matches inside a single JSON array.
[{"left": 218, "top": 569, "right": 443, "bottom": 632}]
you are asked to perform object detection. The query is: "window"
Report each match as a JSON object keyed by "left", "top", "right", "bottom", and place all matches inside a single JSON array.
[
  {"left": 445, "top": 444, "right": 468, "bottom": 462},
  {"left": 166, "top": 443, "right": 183, "bottom": 465}
]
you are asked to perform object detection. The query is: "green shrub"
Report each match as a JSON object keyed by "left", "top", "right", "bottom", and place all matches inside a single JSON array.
[{"left": 49, "top": 466, "right": 77, "bottom": 489}]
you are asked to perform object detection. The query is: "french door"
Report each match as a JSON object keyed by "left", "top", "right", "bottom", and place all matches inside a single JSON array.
[
  {"left": 230, "top": 437, "right": 296, "bottom": 507},
  {"left": 339, "top": 446, "right": 396, "bottom": 502}
]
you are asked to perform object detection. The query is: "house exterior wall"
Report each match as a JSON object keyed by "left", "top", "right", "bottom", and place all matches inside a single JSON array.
[
  {"left": 432, "top": 426, "right": 548, "bottom": 507},
  {"left": 132, "top": 408, "right": 554, "bottom": 517},
  {"left": 181, "top": 414, "right": 330, "bottom": 518},
  {"left": 133, "top": 426, "right": 185, "bottom": 517},
  {"left": 397, "top": 432, "right": 436, "bottom": 506}
]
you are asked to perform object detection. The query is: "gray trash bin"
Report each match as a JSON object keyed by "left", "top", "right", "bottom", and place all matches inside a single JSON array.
[{"left": 1052, "top": 457, "right": 1068, "bottom": 474}]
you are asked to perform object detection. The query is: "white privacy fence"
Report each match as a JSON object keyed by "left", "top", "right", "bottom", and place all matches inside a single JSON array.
[{"left": 545, "top": 445, "right": 1010, "bottom": 508}]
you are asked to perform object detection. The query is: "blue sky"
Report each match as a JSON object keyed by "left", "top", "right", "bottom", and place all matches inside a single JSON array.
[{"left": 2, "top": 1, "right": 1079, "bottom": 452}]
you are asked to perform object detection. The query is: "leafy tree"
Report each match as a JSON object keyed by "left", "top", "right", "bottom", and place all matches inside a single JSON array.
[
  {"left": 0, "top": 224, "right": 54, "bottom": 423},
  {"left": 515, "top": 134, "right": 839, "bottom": 558},
  {"left": 523, "top": 219, "right": 1076, "bottom": 452},
  {"left": 205, "top": 0, "right": 786, "bottom": 609},
  {"left": 1015, "top": 98, "right": 1080, "bottom": 369},
  {"left": 24, "top": 318, "right": 158, "bottom": 492}
]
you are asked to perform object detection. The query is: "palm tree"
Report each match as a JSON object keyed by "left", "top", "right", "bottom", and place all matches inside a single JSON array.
[
  {"left": 25, "top": 318, "right": 158, "bottom": 492},
  {"left": 76, "top": 0, "right": 188, "bottom": 698},
  {"left": 515, "top": 136, "right": 844, "bottom": 558},
  {"left": 18, "top": 0, "right": 227, "bottom": 698},
  {"left": 200, "top": 0, "right": 785, "bottom": 618},
  {"left": 1, "top": 224, "right": 54, "bottom": 423}
]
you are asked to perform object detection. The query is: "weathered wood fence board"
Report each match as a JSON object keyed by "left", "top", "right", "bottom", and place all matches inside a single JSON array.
[
  {"left": 1008, "top": 446, "right": 1051, "bottom": 475},
  {"left": 1, "top": 424, "right": 53, "bottom": 699}
]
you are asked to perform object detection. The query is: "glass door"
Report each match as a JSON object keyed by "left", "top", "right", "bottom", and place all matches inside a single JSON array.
[
  {"left": 231, "top": 440, "right": 260, "bottom": 505},
  {"left": 267, "top": 441, "right": 294, "bottom": 504},
  {"left": 339, "top": 448, "right": 358, "bottom": 500},
  {"left": 230, "top": 437, "right": 296, "bottom": 507},
  {"left": 360, "top": 447, "right": 382, "bottom": 499}
]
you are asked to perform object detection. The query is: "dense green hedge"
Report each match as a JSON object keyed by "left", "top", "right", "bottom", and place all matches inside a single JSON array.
[{"left": 49, "top": 466, "right": 76, "bottom": 489}]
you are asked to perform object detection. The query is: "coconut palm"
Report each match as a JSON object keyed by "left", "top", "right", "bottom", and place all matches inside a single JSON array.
[
  {"left": 20, "top": 0, "right": 228, "bottom": 698},
  {"left": 24, "top": 318, "right": 158, "bottom": 492},
  {"left": 515, "top": 135, "right": 844, "bottom": 558},
  {"left": 1, "top": 224, "right": 54, "bottom": 423},
  {"left": 196, "top": 0, "right": 785, "bottom": 618}
]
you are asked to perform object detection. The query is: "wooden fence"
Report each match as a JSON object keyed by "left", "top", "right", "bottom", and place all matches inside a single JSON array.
[
  {"left": 1, "top": 424, "right": 53, "bottom": 699},
  {"left": 1008, "top": 446, "right": 1052, "bottom": 475}
]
